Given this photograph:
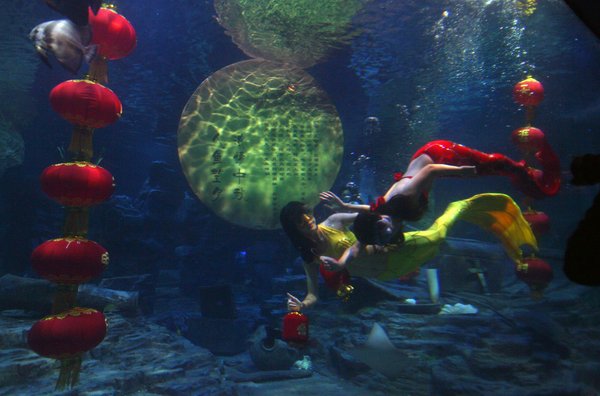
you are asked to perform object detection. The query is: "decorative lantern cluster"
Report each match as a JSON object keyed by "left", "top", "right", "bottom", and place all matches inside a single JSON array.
[
  {"left": 511, "top": 76, "right": 554, "bottom": 295},
  {"left": 27, "top": 4, "right": 136, "bottom": 390}
]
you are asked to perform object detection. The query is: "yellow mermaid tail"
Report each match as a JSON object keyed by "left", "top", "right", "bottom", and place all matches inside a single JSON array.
[{"left": 375, "top": 193, "right": 538, "bottom": 280}]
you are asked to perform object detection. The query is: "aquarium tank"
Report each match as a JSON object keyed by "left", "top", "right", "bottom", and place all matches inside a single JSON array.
[{"left": 1, "top": 0, "right": 599, "bottom": 394}]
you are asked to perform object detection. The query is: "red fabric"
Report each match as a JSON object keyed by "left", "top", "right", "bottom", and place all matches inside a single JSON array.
[
  {"left": 49, "top": 79, "right": 122, "bottom": 129},
  {"left": 28, "top": 308, "right": 107, "bottom": 358},
  {"left": 31, "top": 238, "right": 108, "bottom": 284},
  {"left": 40, "top": 162, "right": 115, "bottom": 207},
  {"left": 523, "top": 210, "right": 551, "bottom": 236},
  {"left": 412, "top": 140, "right": 560, "bottom": 199},
  {"left": 319, "top": 264, "right": 350, "bottom": 291},
  {"left": 511, "top": 127, "right": 546, "bottom": 153},
  {"left": 89, "top": 8, "right": 136, "bottom": 60},
  {"left": 513, "top": 77, "right": 544, "bottom": 107},
  {"left": 516, "top": 257, "right": 553, "bottom": 288},
  {"left": 370, "top": 195, "right": 387, "bottom": 212},
  {"left": 282, "top": 312, "right": 309, "bottom": 343}
]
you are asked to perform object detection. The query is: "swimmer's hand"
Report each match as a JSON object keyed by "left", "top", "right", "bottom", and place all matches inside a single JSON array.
[
  {"left": 287, "top": 293, "right": 303, "bottom": 312},
  {"left": 320, "top": 256, "right": 345, "bottom": 272},
  {"left": 459, "top": 166, "right": 477, "bottom": 176},
  {"left": 319, "top": 191, "right": 346, "bottom": 211}
]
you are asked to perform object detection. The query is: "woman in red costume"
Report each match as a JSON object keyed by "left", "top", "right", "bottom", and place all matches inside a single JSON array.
[{"left": 324, "top": 139, "right": 560, "bottom": 245}]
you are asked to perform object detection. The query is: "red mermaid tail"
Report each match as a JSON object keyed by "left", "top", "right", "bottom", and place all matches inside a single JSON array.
[
  {"left": 512, "top": 140, "right": 561, "bottom": 199},
  {"left": 412, "top": 140, "right": 560, "bottom": 199}
]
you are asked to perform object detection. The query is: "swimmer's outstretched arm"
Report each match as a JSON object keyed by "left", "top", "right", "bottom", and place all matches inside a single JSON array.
[
  {"left": 320, "top": 191, "right": 371, "bottom": 213},
  {"left": 287, "top": 260, "right": 320, "bottom": 311},
  {"left": 320, "top": 243, "right": 361, "bottom": 271}
]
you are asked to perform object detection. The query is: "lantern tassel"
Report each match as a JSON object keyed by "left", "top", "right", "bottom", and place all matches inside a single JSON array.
[
  {"left": 56, "top": 355, "right": 82, "bottom": 390},
  {"left": 88, "top": 56, "right": 109, "bottom": 85}
]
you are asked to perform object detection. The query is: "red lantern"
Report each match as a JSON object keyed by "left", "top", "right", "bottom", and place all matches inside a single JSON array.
[
  {"left": 28, "top": 307, "right": 107, "bottom": 359},
  {"left": 516, "top": 257, "right": 553, "bottom": 297},
  {"left": 282, "top": 311, "right": 309, "bottom": 344},
  {"left": 28, "top": 307, "right": 107, "bottom": 389},
  {"left": 31, "top": 237, "right": 109, "bottom": 284},
  {"left": 89, "top": 7, "right": 137, "bottom": 60},
  {"left": 513, "top": 77, "right": 544, "bottom": 107},
  {"left": 41, "top": 162, "right": 115, "bottom": 207},
  {"left": 319, "top": 264, "right": 354, "bottom": 300},
  {"left": 511, "top": 126, "right": 546, "bottom": 153},
  {"left": 50, "top": 79, "right": 122, "bottom": 129},
  {"left": 523, "top": 209, "right": 551, "bottom": 236}
]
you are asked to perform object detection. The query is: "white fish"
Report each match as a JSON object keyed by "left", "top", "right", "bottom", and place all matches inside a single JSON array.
[
  {"left": 349, "top": 322, "right": 416, "bottom": 378},
  {"left": 29, "top": 19, "right": 97, "bottom": 74}
]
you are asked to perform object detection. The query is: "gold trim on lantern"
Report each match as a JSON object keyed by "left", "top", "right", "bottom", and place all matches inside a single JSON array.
[
  {"left": 337, "top": 284, "right": 354, "bottom": 301},
  {"left": 101, "top": 252, "right": 110, "bottom": 267},
  {"left": 516, "top": 261, "right": 529, "bottom": 273},
  {"left": 44, "top": 307, "right": 99, "bottom": 321},
  {"left": 296, "top": 323, "right": 308, "bottom": 336}
]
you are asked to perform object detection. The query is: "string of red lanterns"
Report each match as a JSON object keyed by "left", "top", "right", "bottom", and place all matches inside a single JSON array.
[
  {"left": 27, "top": 4, "right": 136, "bottom": 390},
  {"left": 511, "top": 76, "right": 554, "bottom": 297}
]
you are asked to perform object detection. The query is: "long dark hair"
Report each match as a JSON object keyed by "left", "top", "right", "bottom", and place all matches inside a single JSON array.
[
  {"left": 353, "top": 212, "right": 405, "bottom": 245},
  {"left": 280, "top": 201, "right": 317, "bottom": 263},
  {"left": 377, "top": 193, "right": 428, "bottom": 222}
]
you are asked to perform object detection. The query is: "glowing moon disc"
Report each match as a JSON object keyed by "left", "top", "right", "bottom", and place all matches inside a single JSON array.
[{"left": 177, "top": 59, "right": 344, "bottom": 229}]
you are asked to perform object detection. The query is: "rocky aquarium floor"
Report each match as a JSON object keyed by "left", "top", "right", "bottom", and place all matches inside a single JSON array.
[{"left": 1, "top": 269, "right": 600, "bottom": 396}]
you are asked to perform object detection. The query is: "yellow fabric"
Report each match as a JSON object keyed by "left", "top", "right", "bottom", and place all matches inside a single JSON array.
[
  {"left": 318, "top": 224, "right": 357, "bottom": 259},
  {"left": 372, "top": 193, "right": 538, "bottom": 281}
]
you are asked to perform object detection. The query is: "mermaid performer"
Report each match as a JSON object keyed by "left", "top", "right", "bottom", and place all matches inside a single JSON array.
[
  {"left": 322, "top": 139, "right": 560, "bottom": 245},
  {"left": 282, "top": 193, "right": 537, "bottom": 310}
]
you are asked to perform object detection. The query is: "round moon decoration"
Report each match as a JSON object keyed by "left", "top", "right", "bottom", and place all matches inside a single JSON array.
[{"left": 177, "top": 59, "right": 344, "bottom": 229}]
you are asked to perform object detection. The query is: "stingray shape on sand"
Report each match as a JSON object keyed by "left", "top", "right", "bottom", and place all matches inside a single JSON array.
[{"left": 348, "top": 322, "right": 416, "bottom": 379}]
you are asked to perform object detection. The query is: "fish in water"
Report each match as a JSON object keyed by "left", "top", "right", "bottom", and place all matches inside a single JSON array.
[
  {"left": 44, "top": 0, "right": 102, "bottom": 26},
  {"left": 29, "top": 19, "right": 97, "bottom": 74}
]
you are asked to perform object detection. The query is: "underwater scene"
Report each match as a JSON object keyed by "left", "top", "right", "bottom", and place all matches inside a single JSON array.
[{"left": 1, "top": 0, "right": 600, "bottom": 395}]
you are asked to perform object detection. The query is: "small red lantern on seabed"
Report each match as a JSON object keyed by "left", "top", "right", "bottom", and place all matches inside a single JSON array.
[
  {"left": 27, "top": 307, "right": 107, "bottom": 389},
  {"left": 282, "top": 311, "right": 309, "bottom": 345}
]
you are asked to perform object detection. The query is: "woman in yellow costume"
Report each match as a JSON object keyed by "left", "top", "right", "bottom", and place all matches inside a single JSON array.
[
  {"left": 280, "top": 201, "right": 359, "bottom": 311},
  {"left": 281, "top": 193, "right": 537, "bottom": 311}
]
